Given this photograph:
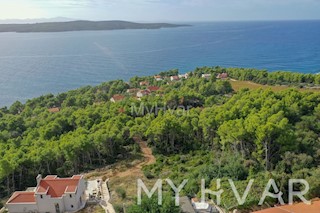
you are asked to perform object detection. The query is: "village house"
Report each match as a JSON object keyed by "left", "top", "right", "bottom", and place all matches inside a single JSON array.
[
  {"left": 178, "top": 73, "right": 189, "bottom": 79},
  {"left": 139, "top": 81, "right": 149, "bottom": 86},
  {"left": 216, "top": 73, "right": 228, "bottom": 79},
  {"left": 137, "top": 89, "right": 151, "bottom": 98},
  {"left": 6, "top": 175, "right": 86, "bottom": 213},
  {"left": 154, "top": 75, "right": 163, "bottom": 81},
  {"left": 180, "top": 197, "right": 218, "bottom": 213},
  {"left": 170, "top": 76, "right": 180, "bottom": 81},
  {"left": 126, "top": 88, "right": 139, "bottom": 95},
  {"left": 110, "top": 94, "right": 125, "bottom": 103},
  {"left": 253, "top": 199, "right": 320, "bottom": 213},
  {"left": 147, "top": 86, "right": 160, "bottom": 92},
  {"left": 48, "top": 107, "right": 60, "bottom": 113},
  {"left": 201, "top": 74, "right": 212, "bottom": 79}
]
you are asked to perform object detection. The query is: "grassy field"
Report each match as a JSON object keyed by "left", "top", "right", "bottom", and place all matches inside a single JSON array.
[{"left": 228, "top": 79, "right": 320, "bottom": 93}]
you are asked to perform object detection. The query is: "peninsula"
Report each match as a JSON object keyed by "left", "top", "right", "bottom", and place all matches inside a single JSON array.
[{"left": 0, "top": 20, "right": 189, "bottom": 33}]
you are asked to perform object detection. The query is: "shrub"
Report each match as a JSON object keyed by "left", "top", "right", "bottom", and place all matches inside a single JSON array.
[{"left": 116, "top": 187, "right": 127, "bottom": 200}]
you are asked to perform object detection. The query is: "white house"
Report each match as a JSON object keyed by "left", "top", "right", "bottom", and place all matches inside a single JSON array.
[
  {"left": 170, "top": 76, "right": 180, "bottom": 81},
  {"left": 216, "top": 73, "right": 228, "bottom": 79},
  {"left": 110, "top": 94, "right": 125, "bottom": 103},
  {"left": 201, "top": 74, "right": 212, "bottom": 79},
  {"left": 192, "top": 202, "right": 215, "bottom": 213},
  {"left": 6, "top": 175, "right": 86, "bottom": 213},
  {"left": 154, "top": 75, "right": 163, "bottom": 81},
  {"left": 137, "top": 90, "right": 151, "bottom": 98},
  {"left": 178, "top": 73, "right": 189, "bottom": 79}
]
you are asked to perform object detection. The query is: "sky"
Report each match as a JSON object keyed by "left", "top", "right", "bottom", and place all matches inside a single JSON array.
[{"left": 0, "top": 0, "right": 320, "bottom": 22}]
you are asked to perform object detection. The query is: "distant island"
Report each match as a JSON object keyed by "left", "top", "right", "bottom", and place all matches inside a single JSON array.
[{"left": 0, "top": 20, "right": 190, "bottom": 33}]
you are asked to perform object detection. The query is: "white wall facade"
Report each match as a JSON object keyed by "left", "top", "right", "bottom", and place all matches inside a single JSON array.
[{"left": 7, "top": 178, "right": 86, "bottom": 213}]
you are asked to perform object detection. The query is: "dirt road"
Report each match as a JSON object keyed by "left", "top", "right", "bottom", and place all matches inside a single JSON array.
[{"left": 114, "top": 139, "right": 156, "bottom": 178}]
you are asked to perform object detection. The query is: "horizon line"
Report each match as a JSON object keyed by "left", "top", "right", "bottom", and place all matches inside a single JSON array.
[{"left": 0, "top": 17, "right": 320, "bottom": 24}]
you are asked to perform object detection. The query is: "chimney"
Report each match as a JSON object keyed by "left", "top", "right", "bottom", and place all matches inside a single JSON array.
[{"left": 36, "top": 174, "right": 42, "bottom": 186}]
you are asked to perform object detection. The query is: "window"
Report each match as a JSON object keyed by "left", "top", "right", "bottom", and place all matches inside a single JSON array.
[
  {"left": 69, "top": 194, "right": 72, "bottom": 198},
  {"left": 71, "top": 205, "right": 74, "bottom": 208},
  {"left": 55, "top": 203, "right": 60, "bottom": 213},
  {"left": 40, "top": 195, "right": 43, "bottom": 199}
]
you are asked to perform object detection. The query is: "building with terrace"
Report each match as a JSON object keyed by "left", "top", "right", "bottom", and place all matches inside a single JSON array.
[{"left": 6, "top": 175, "right": 86, "bottom": 213}]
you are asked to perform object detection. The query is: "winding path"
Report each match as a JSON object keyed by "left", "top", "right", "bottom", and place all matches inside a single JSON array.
[
  {"left": 114, "top": 139, "right": 156, "bottom": 178},
  {"left": 100, "top": 179, "right": 115, "bottom": 213}
]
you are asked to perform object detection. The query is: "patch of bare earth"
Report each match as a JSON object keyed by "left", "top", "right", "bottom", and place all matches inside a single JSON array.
[
  {"left": 84, "top": 138, "right": 156, "bottom": 209},
  {"left": 78, "top": 205, "right": 105, "bottom": 213}
]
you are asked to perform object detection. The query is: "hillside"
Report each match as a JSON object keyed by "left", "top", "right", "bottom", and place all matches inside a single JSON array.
[
  {"left": 0, "top": 20, "right": 189, "bottom": 33},
  {"left": 2, "top": 67, "right": 320, "bottom": 212}
]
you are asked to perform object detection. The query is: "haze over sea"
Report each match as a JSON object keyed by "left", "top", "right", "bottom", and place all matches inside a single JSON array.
[{"left": 0, "top": 20, "right": 320, "bottom": 107}]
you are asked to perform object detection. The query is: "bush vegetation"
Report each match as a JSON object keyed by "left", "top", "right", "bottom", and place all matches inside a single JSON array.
[{"left": 1, "top": 66, "right": 320, "bottom": 211}]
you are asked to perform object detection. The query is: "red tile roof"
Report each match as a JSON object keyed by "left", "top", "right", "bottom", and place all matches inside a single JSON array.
[
  {"left": 217, "top": 73, "right": 228, "bottom": 79},
  {"left": 170, "top": 76, "right": 180, "bottom": 81},
  {"left": 7, "top": 192, "right": 36, "bottom": 204},
  {"left": 65, "top": 185, "right": 78, "bottom": 193},
  {"left": 7, "top": 175, "right": 83, "bottom": 204},
  {"left": 72, "top": 175, "right": 82, "bottom": 180},
  {"left": 254, "top": 200, "right": 320, "bottom": 213},
  {"left": 147, "top": 86, "right": 160, "bottom": 92},
  {"left": 36, "top": 177, "right": 80, "bottom": 197},
  {"left": 111, "top": 94, "right": 125, "bottom": 102},
  {"left": 44, "top": 175, "right": 58, "bottom": 180},
  {"left": 139, "top": 90, "right": 151, "bottom": 95}
]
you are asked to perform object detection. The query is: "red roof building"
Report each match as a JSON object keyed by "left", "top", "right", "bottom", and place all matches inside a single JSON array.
[
  {"left": 154, "top": 75, "right": 163, "bottom": 81},
  {"left": 110, "top": 94, "right": 125, "bottom": 103},
  {"left": 170, "top": 76, "right": 180, "bottom": 81},
  {"left": 7, "top": 192, "right": 36, "bottom": 204},
  {"left": 253, "top": 200, "right": 320, "bottom": 213},
  {"left": 217, "top": 73, "right": 228, "bottom": 79},
  {"left": 35, "top": 175, "right": 82, "bottom": 197},
  {"left": 6, "top": 175, "right": 86, "bottom": 213},
  {"left": 126, "top": 88, "right": 139, "bottom": 94},
  {"left": 147, "top": 86, "right": 160, "bottom": 92},
  {"left": 137, "top": 90, "right": 151, "bottom": 98}
]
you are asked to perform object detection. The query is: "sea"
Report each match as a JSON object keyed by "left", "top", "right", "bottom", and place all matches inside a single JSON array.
[{"left": 0, "top": 20, "right": 320, "bottom": 107}]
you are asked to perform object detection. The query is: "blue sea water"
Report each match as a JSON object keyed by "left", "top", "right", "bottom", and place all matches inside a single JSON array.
[{"left": 0, "top": 20, "right": 320, "bottom": 107}]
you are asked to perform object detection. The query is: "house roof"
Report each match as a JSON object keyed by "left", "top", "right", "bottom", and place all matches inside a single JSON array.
[
  {"left": 7, "top": 175, "right": 83, "bottom": 204},
  {"left": 171, "top": 76, "right": 180, "bottom": 80},
  {"left": 44, "top": 175, "right": 58, "bottom": 180},
  {"left": 217, "top": 73, "right": 228, "bottom": 79},
  {"left": 138, "top": 90, "right": 151, "bottom": 95},
  {"left": 202, "top": 74, "right": 212, "bottom": 78},
  {"left": 36, "top": 175, "right": 81, "bottom": 197},
  {"left": 127, "top": 88, "right": 139, "bottom": 93},
  {"left": 179, "top": 73, "right": 189, "bottom": 78},
  {"left": 65, "top": 185, "right": 78, "bottom": 193},
  {"left": 139, "top": 81, "right": 149, "bottom": 86},
  {"left": 147, "top": 86, "right": 160, "bottom": 92},
  {"left": 111, "top": 94, "right": 125, "bottom": 102},
  {"left": 253, "top": 200, "right": 320, "bottom": 213},
  {"left": 48, "top": 107, "right": 60, "bottom": 113},
  {"left": 7, "top": 192, "right": 36, "bottom": 204}
]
